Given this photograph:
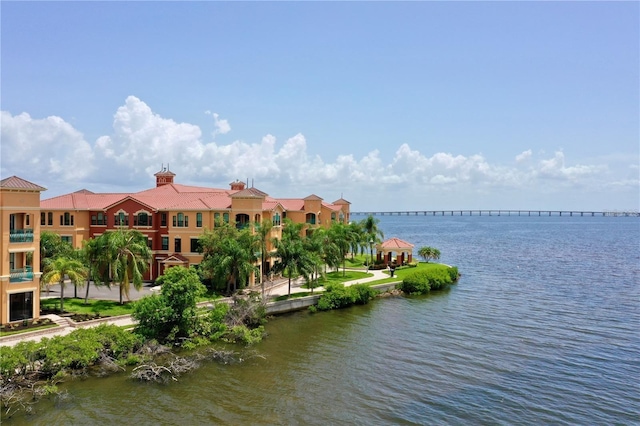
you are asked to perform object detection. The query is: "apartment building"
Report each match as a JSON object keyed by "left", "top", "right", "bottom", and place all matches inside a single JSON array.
[{"left": 0, "top": 176, "right": 46, "bottom": 324}]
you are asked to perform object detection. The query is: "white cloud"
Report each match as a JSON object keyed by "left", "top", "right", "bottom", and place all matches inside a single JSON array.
[
  {"left": 0, "top": 111, "right": 95, "bottom": 182},
  {"left": 205, "top": 111, "right": 231, "bottom": 136},
  {"left": 2, "top": 96, "right": 636, "bottom": 210},
  {"left": 515, "top": 149, "right": 532, "bottom": 163}
]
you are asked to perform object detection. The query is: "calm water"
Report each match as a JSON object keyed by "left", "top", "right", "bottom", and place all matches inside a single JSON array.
[{"left": 7, "top": 216, "right": 640, "bottom": 425}]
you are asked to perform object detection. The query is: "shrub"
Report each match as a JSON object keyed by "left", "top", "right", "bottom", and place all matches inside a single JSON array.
[
  {"left": 316, "top": 283, "right": 377, "bottom": 310},
  {"left": 351, "top": 284, "right": 378, "bottom": 305},
  {"left": 399, "top": 271, "right": 432, "bottom": 294},
  {"left": 317, "top": 283, "right": 356, "bottom": 310},
  {"left": 398, "top": 265, "right": 457, "bottom": 294}
]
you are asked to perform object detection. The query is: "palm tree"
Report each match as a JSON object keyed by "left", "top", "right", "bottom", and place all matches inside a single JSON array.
[
  {"left": 41, "top": 257, "right": 87, "bottom": 312},
  {"left": 254, "top": 218, "right": 274, "bottom": 298},
  {"left": 272, "top": 238, "right": 314, "bottom": 297},
  {"left": 361, "top": 215, "right": 384, "bottom": 265},
  {"left": 418, "top": 246, "right": 441, "bottom": 263},
  {"left": 328, "top": 222, "right": 354, "bottom": 276},
  {"left": 102, "top": 229, "right": 152, "bottom": 304},
  {"left": 80, "top": 236, "right": 109, "bottom": 304},
  {"left": 215, "top": 230, "right": 259, "bottom": 294}
]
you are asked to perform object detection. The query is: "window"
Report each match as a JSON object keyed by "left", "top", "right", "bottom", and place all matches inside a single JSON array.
[
  {"left": 223, "top": 213, "right": 229, "bottom": 223},
  {"left": 41, "top": 212, "right": 46, "bottom": 226},
  {"left": 162, "top": 236, "right": 169, "bottom": 251},
  {"left": 235, "top": 214, "right": 250, "bottom": 229},
  {"left": 48, "top": 212, "right": 53, "bottom": 226},
  {"left": 282, "top": 212, "right": 287, "bottom": 220},
  {"left": 214, "top": 213, "right": 221, "bottom": 223},
  {"left": 306, "top": 213, "right": 316, "bottom": 225},
  {"left": 115, "top": 212, "right": 129, "bottom": 226},
  {"left": 26, "top": 215, "right": 30, "bottom": 226},
  {"left": 173, "top": 213, "right": 189, "bottom": 227},
  {"left": 175, "top": 238, "right": 182, "bottom": 253},
  {"left": 134, "top": 212, "right": 152, "bottom": 227},
  {"left": 61, "top": 212, "right": 73, "bottom": 226},
  {"left": 161, "top": 213, "right": 167, "bottom": 227},
  {"left": 273, "top": 213, "right": 281, "bottom": 226},
  {"left": 147, "top": 238, "right": 153, "bottom": 249},
  {"left": 196, "top": 212, "right": 202, "bottom": 228},
  {"left": 331, "top": 212, "right": 337, "bottom": 221},
  {"left": 190, "top": 238, "right": 201, "bottom": 253},
  {"left": 97, "top": 212, "right": 106, "bottom": 225},
  {"left": 61, "top": 236, "right": 72, "bottom": 244}
]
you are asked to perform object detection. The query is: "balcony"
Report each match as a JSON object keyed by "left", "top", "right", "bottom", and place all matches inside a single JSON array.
[
  {"left": 10, "top": 228, "right": 34, "bottom": 243},
  {"left": 10, "top": 266, "right": 34, "bottom": 283}
]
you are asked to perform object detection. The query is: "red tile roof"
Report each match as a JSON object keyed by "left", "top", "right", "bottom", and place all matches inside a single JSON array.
[
  {"left": 41, "top": 181, "right": 345, "bottom": 214},
  {"left": 379, "top": 237, "right": 414, "bottom": 249},
  {"left": 0, "top": 176, "right": 47, "bottom": 191}
]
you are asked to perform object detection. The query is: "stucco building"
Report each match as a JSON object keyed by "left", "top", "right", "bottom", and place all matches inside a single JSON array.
[
  {"left": 0, "top": 176, "right": 46, "bottom": 324},
  {"left": 40, "top": 167, "right": 350, "bottom": 281}
]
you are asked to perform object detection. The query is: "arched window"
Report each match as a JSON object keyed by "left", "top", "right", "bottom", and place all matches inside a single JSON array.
[
  {"left": 305, "top": 213, "right": 316, "bottom": 225},
  {"left": 235, "top": 213, "right": 250, "bottom": 229},
  {"left": 223, "top": 213, "right": 229, "bottom": 223},
  {"left": 135, "top": 212, "right": 152, "bottom": 227},
  {"left": 331, "top": 212, "right": 337, "bottom": 222}
]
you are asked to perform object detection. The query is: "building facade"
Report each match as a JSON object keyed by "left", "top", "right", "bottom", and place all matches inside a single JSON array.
[
  {"left": 40, "top": 168, "right": 350, "bottom": 281},
  {"left": 0, "top": 176, "right": 46, "bottom": 324}
]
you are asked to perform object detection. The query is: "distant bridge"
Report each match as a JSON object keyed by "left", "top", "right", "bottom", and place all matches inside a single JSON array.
[{"left": 350, "top": 210, "right": 640, "bottom": 217}]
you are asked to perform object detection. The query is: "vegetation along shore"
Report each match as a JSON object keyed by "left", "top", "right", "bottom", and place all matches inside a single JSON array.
[{"left": 0, "top": 215, "right": 459, "bottom": 419}]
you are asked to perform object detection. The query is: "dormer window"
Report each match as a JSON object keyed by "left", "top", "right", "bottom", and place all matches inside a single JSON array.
[{"left": 273, "top": 213, "right": 281, "bottom": 226}]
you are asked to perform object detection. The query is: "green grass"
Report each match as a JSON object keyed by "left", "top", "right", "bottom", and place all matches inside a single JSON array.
[
  {"left": 344, "top": 254, "right": 369, "bottom": 268},
  {"left": 364, "top": 262, "right": 451, "bottom": 285},
  {"left": 41, "top": 298, "right": 135, "bottom": 317}
]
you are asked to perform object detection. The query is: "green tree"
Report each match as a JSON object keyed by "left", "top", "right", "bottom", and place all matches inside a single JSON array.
[
  {"left": 101, "top": 229, "right": 152, "bottom": 304},
  {"left": 272, "top": 237, "right": 314, "bottom": 297},
  {"left": 40, "top": 231, "right": 73, "bottom": 271},
  {"left": 361, "top": 215, "right": 384, "bottom": 264},
  {"left": 418, "top": 246, "right": 441, "bottom": 263},
  {"left": 41, "top": 257, "right": 87, "bottom": 312},
  {"left": 254, "top": 218, "right": 274, "bottom": 299},
  {"left": 132, "top": 266, "right": 206, "bottom": 342},
  {"left": 79, "top": 236, "right": 110, "bottom": 304},
  {"left": 327, "top": 222, "right": 355, "bottom": 276},
  {"left": 199, "top": 224, "right": 259, "bottom": 294}
]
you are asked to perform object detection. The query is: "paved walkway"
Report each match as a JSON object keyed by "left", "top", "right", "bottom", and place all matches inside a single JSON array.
[{"left": 0, "top": 268, "right": 390, "bottom": 347}]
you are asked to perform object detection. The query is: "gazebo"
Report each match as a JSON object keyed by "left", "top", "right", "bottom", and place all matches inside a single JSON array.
[{"left": 376, "top": 237, "right": 414, "bottom": 266}]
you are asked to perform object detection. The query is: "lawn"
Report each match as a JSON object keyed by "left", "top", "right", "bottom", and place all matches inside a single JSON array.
[
  {"left": 41, "top": 298, "right": 135, "bottom": 317},
  {"left": 0, "top": 319, "right": 58, "bottom": 337}
]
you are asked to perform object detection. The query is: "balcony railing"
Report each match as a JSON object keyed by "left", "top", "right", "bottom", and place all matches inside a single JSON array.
[
  {"left": 10, "top": 228, "right": 34, "bottom": 243},
  {"left": 10, "top": 267, "right": 34, "bottom": 283}
]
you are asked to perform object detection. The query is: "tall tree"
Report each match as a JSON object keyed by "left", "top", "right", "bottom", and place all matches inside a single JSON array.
[
  {"left": 272, "top": 238, "right": 314, "bottom": 297},
  {"left": 199, "top": 225, "right": 259, "bottom": 294},
  {"left": 41, "top": 257, "right": 87, "bottom": 312},
  {"left": 40, "top": 231, "right": 73, "bottom": 272},
  {"left": 102, "top": 229, "right": 152, "bottom": 304},
  {"left": 80, "top": 236, "right": 109, "bottom": 304},
  {"left": 254, "top": 218, "right": 274, "bottom": 299},
  {"left": 361, "top": 215, "right": 384, "bottom": 264},
  {"left": 328, "top": 222, "right": 355, "bottom": 277}
]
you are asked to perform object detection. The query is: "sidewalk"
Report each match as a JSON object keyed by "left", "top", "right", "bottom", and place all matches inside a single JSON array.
[{"left": 0, "top": 269, "right": 390, "bottom": 347}]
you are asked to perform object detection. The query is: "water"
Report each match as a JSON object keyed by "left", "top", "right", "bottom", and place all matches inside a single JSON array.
[{"left": 6, "top": 216, "right": 640, "bottom": 425}]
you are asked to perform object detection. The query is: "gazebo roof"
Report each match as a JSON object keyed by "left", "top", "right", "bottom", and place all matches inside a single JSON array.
[{"left": 378, "top": 237, "right": 414, "bottom": 250}]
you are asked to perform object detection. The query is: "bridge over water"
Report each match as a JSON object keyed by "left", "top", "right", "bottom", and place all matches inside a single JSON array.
[{"left": 350, "top": 210, "right": 640, "bottom": 217}]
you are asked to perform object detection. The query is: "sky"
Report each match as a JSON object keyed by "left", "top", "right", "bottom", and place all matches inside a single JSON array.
[{"left": 1, "top": 1, "right": 638, "bottom": 211}]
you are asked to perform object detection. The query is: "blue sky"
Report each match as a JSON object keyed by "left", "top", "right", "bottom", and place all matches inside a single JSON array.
[{"left": 1, "top": 1, "right": 638, "bottom": 211}]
